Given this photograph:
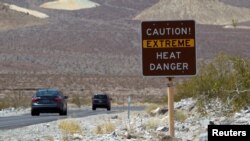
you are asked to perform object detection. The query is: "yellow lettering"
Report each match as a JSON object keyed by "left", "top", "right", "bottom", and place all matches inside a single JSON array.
[{"left": 143, "top": 39, "right": 195, "bottom": 48}]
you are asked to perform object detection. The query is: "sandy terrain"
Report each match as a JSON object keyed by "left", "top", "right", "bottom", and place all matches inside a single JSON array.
[
  {"left": 135, "top": 0, "right": 250, "bottom": 25},
  {"left": 40, "top": 0, "right": 100, "bottom": 10},
  {"left": 4, "top": 3, "right": 48, "bottom": 18}
]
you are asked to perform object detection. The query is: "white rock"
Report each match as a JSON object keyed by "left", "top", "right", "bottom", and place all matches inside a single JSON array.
[
  {"left": 73, "top": 134, "right": 83, "bottom": 140},
  {"left": 199, "top": 133, "right": 208, "bottom": 141},
  {"left": 234, "top": 112, "right": 242, "bottom": 118}
]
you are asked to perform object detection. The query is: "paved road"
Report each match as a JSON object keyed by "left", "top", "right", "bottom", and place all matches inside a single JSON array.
[{"left": 0, "top": 106, "right": 144, "bottom": 130}]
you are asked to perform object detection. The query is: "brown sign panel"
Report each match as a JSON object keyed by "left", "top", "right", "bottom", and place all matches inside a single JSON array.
[{"left": 142, "top": 20, "right": 196, "bottom": 76}]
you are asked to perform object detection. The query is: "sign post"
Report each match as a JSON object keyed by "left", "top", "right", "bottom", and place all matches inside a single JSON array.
[
  {"left": 167, "top": 77, "right": 174, "bottom": 136},
  {"left": 141, "top": 20, "right": 196, "bottom": 137},
  {"left": 128, "top": 96, "right": 131, "bottom": 123}
]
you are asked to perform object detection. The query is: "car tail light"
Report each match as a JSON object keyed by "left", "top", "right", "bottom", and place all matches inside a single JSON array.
[
  {"left": 32, "top": 97, "right": 40, "bottom": 102},
  {"left": 54, "top": 96, "right": 63, "bottom": 102}
]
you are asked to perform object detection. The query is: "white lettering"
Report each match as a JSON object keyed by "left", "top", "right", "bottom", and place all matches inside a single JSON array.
[
  {"left": 212, "top": 129, "right": 247, "bottom": 137},
  {"left": 150, "top": 64, "right": 155, "bottom": 70},
  {"left": 212, "top": 129, "right": 219, "bottom": 136},
  {"left": 153, "top": 29, "right": 159, "bottom": 36},
  {"left": 156, "top": 52, "right": 181, "bottom": 60},
  {"left": 241, "top": 131, "right": 246, "bottom": 136},
  {"left": 183, "top": 63, "right": 189, "bottom": 70},
  {"left": 149, "top": 63, "right": 189, "bottom": 71},
  {"left": 146, "top": 28, "right": 152, "bottom": 36},
  {"left": 145, "top": 27, "right": 191, "bottom": 36}
]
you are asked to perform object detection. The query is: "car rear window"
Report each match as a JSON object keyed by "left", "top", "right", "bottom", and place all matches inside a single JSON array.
[
  {"left": 36, "top": 90, "right": 60, "bottom": 97},
  {"left": 94, "top": 95, "right": 108, "bottom": 99}
]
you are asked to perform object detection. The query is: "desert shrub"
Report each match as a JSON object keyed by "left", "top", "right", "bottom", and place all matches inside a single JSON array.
[
  {"left": 70, "top": 93, "right": 91, "bottom": 108},
  {"left": 175, "top": 110, "right": 187, "bottom": 122},
  {"left": 0, "top": 91, "right": 30, "bottom": 110},
  {"left": 58, "top": 118, "right": 82, "bottom": 141},
  {"left": 43, "top": 135, "right": 54, "bottom": 141},
  {"left": 0, "top": 100, "right": 7, "bottom": 110},
  {"left": 232, "top": 19, "right": 238, "bottom": 28},
  {"left": 0, "top": 3, "right": 9, "bottom": 11},
  {"left": 175, "top": 53, "right": 250, "bottom": 115},
  {"left": 71, "top": 94, "right": 82, "bottom": 108},
  {"left": 94, "top": 120, "right": 115, "bottom": 134},
  {"left": 142, "top": 117, "right": 161, "bottom": 130}
]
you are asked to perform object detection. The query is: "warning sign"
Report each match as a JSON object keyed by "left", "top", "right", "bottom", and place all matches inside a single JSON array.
[{"left": 141, "top": 20, "right": 196, "bottom": 76}]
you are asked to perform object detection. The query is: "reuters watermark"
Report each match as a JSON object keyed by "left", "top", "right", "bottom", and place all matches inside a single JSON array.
[{"left": 208, "top": 125, "right": 249, "bottom": 140}]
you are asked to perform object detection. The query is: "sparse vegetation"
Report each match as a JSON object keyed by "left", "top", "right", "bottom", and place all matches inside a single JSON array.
[
  {"left": 94, "top": 120, "right": 115, "bottom": 134},
  {"left": 142, "top": 117, "right": 161, "bottom": 130},
  {"left": 0, "top": 100, "right": 8, "bottom": 110},
  {"left": 43, "top": 135, "right": 54, "bottom": 141},
  {"left": 175, "top": 53, "right": 250, "bottom": 116},
  {"left": 58, "top": 118, "right": 82, "bottom": 141},
  {"left": 70, "top": 92, "right": 92, "bottom": 107},
  {"left": 0, "top": 91, "right": 31, "bottom": 110},
  {"left": 232, "top": 19, "right": 238, "bottom": 28},
  {"left": 175, "top": 110, "right": 187, "bottom": 122},
  {"left": 71, "top": 94, "right": 82, "bottom": 108},
  {"left": 0, "top": 3, "right": 9, "bottom": 12}
]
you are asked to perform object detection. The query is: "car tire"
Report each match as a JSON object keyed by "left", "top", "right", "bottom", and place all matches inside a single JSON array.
[
  {"left": 92, "top": 106, "right": 96, "bottom": 111},
  {"left": 31, "top": 110, "right": 39, "bottom": 116},
  {"left": 64, "top": 109, "right": 67, "bottom": 115},
  {"left": 107, "top": 107, "right": 111, "bottom": 111},
  {"left": 59, "top": 110, "right": 67, "bottom": 116}
]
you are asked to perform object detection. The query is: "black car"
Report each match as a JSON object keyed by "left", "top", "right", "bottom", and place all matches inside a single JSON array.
[
  {"left": 92, "top": 93, "right": 111, "bottom": 111},
  {"left": 31, "top": 88, "right": 68, "bottom": 116}
]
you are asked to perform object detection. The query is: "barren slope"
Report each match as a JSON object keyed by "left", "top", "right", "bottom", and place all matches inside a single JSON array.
[
  {"left": 0, "top": 0, "right": 249, "bottom": 76},
  {"left": 0, "top": 3, "right": 46, "bottom": 31},
  {"left": 135, "top": 0, "right": 250, "bottom": 25}
]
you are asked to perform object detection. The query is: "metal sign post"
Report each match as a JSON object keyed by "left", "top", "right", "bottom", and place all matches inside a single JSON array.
[
  {"left": 128, "top": 96, "right": 131, "bottom": 123},
  {"left": 167, "top": 77, "right": 175, "bottom": 137}
]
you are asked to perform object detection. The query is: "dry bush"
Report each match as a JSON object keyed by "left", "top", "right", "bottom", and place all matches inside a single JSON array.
[
  {"left": 70, "top": 94, "right": 82, "bottom": 108},
  {"left": 0, "top": 91, "right": 31, "bottom": 109},
  {"left": 0, "top": 99, "right": 9, "bottom": 110},
  {"left": 70, "top": 94, "right": 91, "bottom": 107},
  {"left": 174, "top": 110, "right": 187, "bottom": 122},
  {"left": 0, "top": 3, "right": 9, "bottom": 11},
  {"left": 232, "top": 19, "right": 238, "bottom": 28},
  {"left": 43, "top": 135, "right": 54, "bottom": 141},
  {"left": 94, "top": 120, "right": 115, "bottom": 134},
  {"left": 58, "top": 118, "right": 83, "bottom": 140},
  {"left": 142, "top": 117, "right": 161, "bottom": 130},
  {"left": 176, "top": 53, "right": 250, "bottom": 115}
]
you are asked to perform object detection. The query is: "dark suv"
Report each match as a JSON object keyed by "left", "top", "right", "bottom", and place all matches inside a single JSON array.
[
  {"left": 92, "top": 93, "right": 111, "bottom": 111},
  {"left": 31, "top": 88, "right": 68, "bottom": 116}
]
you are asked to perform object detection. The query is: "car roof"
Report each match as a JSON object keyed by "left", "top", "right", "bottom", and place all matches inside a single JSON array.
[
  {"left": 94, "top": 93, "right": 108, "bottom": 95},
  {"left": 37, "top": 88, "right": 60, "bottom": 92}
]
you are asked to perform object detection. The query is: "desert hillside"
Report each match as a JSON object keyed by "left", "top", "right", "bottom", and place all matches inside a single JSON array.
[
  {"left": 0, "top": 0, "right": 249, "bottom": 75},
  {"left": 0, "top": 3, "right": 47, "bottom": 31},
  {"left": 135, "top": 0, "right": 250, "bottom": 25}
]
